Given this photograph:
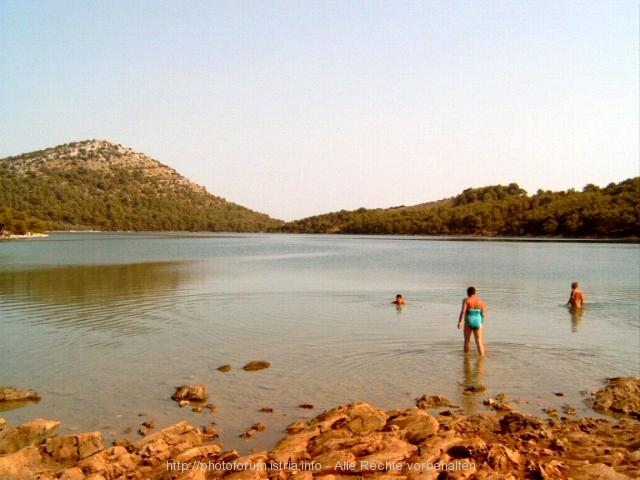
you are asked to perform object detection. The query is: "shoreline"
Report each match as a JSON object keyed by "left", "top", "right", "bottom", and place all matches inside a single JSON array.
[
  {"left": 1, "top": 377, "right": 638, "bottom": 479},
  {"left": 0, "top": 232, "right": 49, "bottom": 240},
  {"left": 5, "top": 230, "right": 640, "bottom": 243}
]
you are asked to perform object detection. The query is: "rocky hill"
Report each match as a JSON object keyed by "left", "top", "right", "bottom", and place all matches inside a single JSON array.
[{"left": 0, "top": 140, "right": 283, "bottom": 232}]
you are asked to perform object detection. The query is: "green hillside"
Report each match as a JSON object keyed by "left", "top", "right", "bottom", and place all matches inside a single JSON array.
[
  {"left": 2, "top": 140, "right": 637, "bottom": 238},
  {"left": 281, "top": 180, "right": 640, "bottom": 238},
  {"left": 0, "top": 140, "right": 283, "bottom": 232}
]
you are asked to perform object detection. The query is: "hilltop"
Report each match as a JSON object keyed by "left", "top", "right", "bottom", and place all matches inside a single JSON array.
[
  {"left": 281, "top": 180, "right": 640, "bottom": 238},
  {"left": 0, "top": 140, "right": 283, "bottom": 232}
]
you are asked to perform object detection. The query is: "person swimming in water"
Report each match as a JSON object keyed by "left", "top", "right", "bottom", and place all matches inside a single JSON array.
[
  {"left": 392, "top": 294, "right": 406, "bottom": 305},
  {"left": 567, "top": 281, "right": 585, "bottom": 308},
  {"left": 457, "top": 286, "right": 487, "bottom": 356}
]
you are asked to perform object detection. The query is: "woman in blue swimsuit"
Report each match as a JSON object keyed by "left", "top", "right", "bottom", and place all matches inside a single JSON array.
[{"left": 457, "top": 286, "right": 487, "bottom": 356}]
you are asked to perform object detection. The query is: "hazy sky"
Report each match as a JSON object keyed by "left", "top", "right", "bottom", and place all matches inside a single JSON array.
[{"left": 1, "top": 1, "right": 637, "bottom": 220}]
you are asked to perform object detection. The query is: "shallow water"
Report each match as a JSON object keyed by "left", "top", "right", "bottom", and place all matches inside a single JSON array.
[{"left": 0, "top": 233, "right": 638, "bottom": 452}]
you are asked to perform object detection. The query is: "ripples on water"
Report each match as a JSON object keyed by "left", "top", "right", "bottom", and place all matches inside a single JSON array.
[{"left": 0, "top": 233, "right": 638, "bottom": 452}]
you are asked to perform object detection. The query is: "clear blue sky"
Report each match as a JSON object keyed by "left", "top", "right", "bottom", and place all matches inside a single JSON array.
[{"left": 1, "top": 1, "right": 637, "bottom": 221}]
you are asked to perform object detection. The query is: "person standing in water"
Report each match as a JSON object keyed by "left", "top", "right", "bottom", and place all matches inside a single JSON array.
[
  {"left": 567, "top": 281, "right": 585, "bottom": 308},
  {"left": 458, "top": 286, "right": 487, "bottom": 356}
]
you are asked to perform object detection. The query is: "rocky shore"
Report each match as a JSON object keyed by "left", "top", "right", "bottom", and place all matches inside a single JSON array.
[
  {"left": 1, "top": 377, "right": 638, "bottom": 479},
  {"left": 0, "top": 232, "right": 49, "bottom": 240}
]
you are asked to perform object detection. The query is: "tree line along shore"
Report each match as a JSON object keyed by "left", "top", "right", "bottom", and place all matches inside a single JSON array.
[
  {"left": 2, "top": 178, "right": 638, "bottom": 239},
  {"left": 1, "top": 140, "right": 638, "bottom": 238}
]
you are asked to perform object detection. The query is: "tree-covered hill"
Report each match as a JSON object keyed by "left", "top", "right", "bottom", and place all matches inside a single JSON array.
[
  {"left": 2, "top": 140, "right": 637, "bottom": 238},
  {"left": 281, "top": 179, "right": 640, "bottom": 238},
  {"left": 0, "top": 140, "right": 283, "bottom": 232}
]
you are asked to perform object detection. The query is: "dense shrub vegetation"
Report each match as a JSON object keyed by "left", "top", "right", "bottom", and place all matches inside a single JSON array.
[
  {"left": 0, "top": 206, "right": 47, "bottom": 235},
  {"left": 280, "top": 179, "right": 640, "bottom": 238}
]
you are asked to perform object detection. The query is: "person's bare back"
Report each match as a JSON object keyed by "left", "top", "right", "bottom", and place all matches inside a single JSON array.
[{"left": 568, "top": 281, "right": 585, "bottom": 308}]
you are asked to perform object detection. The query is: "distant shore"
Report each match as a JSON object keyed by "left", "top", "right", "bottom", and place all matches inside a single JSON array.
[
  {"left": 0, "top": 232, "right": 49, "bottom": 240},
  {"left": 6, "top": 230, "right": 640, "bottom": 243}
]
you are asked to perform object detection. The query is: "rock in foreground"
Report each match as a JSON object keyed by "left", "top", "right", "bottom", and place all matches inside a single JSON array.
[
  {"left": 171, "top": 384, "right": 208, "bottom": 403},
  {"left": 592, "top": 376, "right": 640, "bottom": 418},
  {"left": 1, "top": 396, "right": 639, "bottom": 479}
]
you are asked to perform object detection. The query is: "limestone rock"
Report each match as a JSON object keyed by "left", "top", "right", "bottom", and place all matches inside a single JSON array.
[
  {"left": 0, "top": 387, "right": 41, "bottom": 403},
  {"left": 2, "top": 397, "right": 639, "bottom": 480},
  {"left": 0, "top": 418, "right": 61, "bottom": 454},
  {"left": 463, "top": 384, "right": 487, "bottom": 394},
  {"left": 77, "top": 452, "right": 108, "bottom": 476},
  {"left": 387, "top": 408, "right": 439, "bottom": 444},
  {"left": 313, "top": 449, "right": 356, "bottom": 473},
  {"left": 487, "top": 444, "right": 522, "bottom": 471},
  {"left": 132, "top": 420, "right": 202, "bottom": 467},
  {"left": 57, "top": 467, "right": 85, "bottom": 480},
  {"left": 344, "top": 403, "right": 387, "bottom": 435},
  {"left": 592, "top": 377, "right": 640, "bottom": 417},
  {"left": 415, "top": 394, "right": 457, "bottom": 409},
  {"left": 356, "top": 437, "right": 417, "bottom": 471},
  {"left": 43, "top": 435, "right": 79, "bottom": 462},
  {"left": 171, "top": 384, "right": 208, "bottom": 403},
  {"left": 77, "top": 431, "right": 104, "bottom": 459},
  {"left": 286, "top": 421, "right": 306, "bottom": 434},
  {"left": 570, "top": 462, "right": 631, "bottom": 479},
  {"left": 242, "top": 361, "right": 271, "bottom": 371},
  {"left": 240, "top": 429, "right": 257, "bottom": 439},
  {"left": 270, "top": 431, "right": 316, "bottom": 465},
  {"left": 484, "top": 393, "right": 513, "bottom": 411},
  {"left": 0, "top": 445, "right": 42, "bottom": 480},
  {"left": 42, "top": 431, "right": 103, "bottom": 463},
  {"left": 252, "top": 422, "right": 267, "bottom": 432},
  {"left": 176, "top": 444, "right": 221, "bottom": 463},
  {"left": 499, "top": 412, "right": 544, "bottom": 434}
]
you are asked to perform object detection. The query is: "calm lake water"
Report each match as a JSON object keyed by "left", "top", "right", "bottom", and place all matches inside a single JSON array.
[{"left": 1, "top": 233, "right": 638, "bottom": 452}]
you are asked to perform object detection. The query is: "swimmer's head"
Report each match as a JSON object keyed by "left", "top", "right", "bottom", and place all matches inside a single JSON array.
[
  {"left": 571, "top": 281, "right": 578, "bottom": 289},
  {"left": 467, "top": 286, "right": 476, "bottom": 296}
]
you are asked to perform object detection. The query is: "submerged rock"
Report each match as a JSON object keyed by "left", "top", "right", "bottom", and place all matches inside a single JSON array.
[
  {"left": 484, "top": 392, "right": 513, "bottom": 411},
  {"left": 171, "top": 384, "right": 208, "bottom": 403},
  {"left": 242, "top": 361, "right": 271, "bottom": 371},
  {"left": 415, "top": 394, "right": 457, "bottom": 409},
  {"left": 463, "top": 384, "right": 487, "bottom": 394},
  {"left": 0, "top": 387, "right": 41, "bottom": 403}
]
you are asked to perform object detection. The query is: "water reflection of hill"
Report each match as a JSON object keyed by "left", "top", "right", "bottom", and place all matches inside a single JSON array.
[
  {"left": 0, "top": 262, "right": 189, "bottom": 304},
  {"left": 0, "top": 262, "right": 195, "bottom": 337}
]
